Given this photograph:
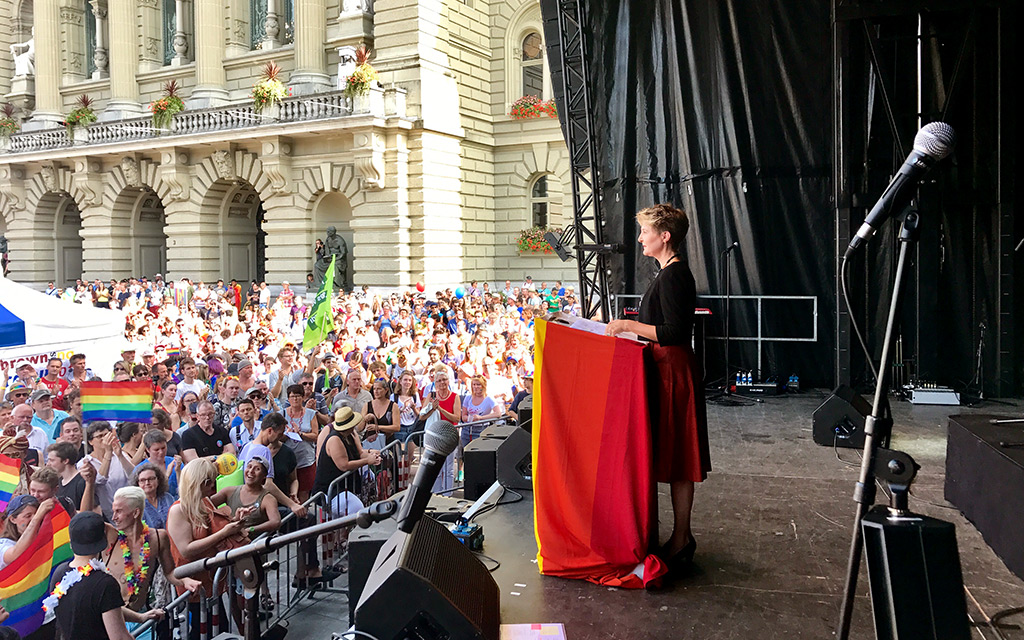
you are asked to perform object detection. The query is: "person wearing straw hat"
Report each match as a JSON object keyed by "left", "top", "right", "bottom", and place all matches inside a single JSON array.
[{"left": 312, "top": 407, "right": 381, "bottom": 501}]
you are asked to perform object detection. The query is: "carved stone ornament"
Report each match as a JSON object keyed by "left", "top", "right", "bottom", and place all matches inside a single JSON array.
[
  {"left": 211, "top": 150, "right": 235, "bottom": 180},
  {"left": 40, "top": 164, "right": 58, "bottom": 192},
  {"left": 0, "top": 166, "right": 28, "bottom": 214},
  {"left": 120, "top": 157, "right": 142, "bottom": 188}
]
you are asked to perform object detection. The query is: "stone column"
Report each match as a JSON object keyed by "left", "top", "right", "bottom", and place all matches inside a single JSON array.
[
  {"left": 170, "top": 0, "right": 189, "bottom": 65},
  {"left": 90, "top": 0, "right": 109, "bottom": 79},
  {"left": 104, "top": 0, "right": 146, "bottom": 119},
  {"left": 190, "top": 0, "right": 229, "bottom": 106},
  {"left": 25, "top": 0, "right": 65, "bottom": 130},
  {"left": 262, "top": 0, "right": 281, "bottom": 50},
  {"left": 59, "top": 3, "right": 88, "bottom": 84},
  {"left": 290, "top": 0, "right": 331, "bottom": 94},
  {"left": 80, "top": 208, "right": 133, "bottom": 279}
]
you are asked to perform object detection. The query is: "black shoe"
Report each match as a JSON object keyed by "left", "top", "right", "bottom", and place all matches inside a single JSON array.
[{"left": 667, "top": 537, "right": 697, "bottom": 572}]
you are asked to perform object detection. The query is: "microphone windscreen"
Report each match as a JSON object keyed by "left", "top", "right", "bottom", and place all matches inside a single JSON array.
[
  {"left": 423, "top": 420, "right": 459, "bottom": 457},
  {"left": 913, "top": 122, "right": 956, "bottom": 160}
]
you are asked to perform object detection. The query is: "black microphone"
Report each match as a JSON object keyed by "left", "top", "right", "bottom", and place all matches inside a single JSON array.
[
  {"left": 723, "top": 241, "right": 739, "bottom": 254},
  {"left": 846, "top": 122, "right": 955, "bottom": 256},
  {"left": 395, "top": 419, "right": 459, "bottom": 533}
]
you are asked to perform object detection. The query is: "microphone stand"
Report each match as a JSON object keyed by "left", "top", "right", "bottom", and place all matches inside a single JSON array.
[
  {"left": 708, "top": 244, "right": 757, "bottom": 406},
  {"left": 835, "top": 211, "right": 916, "bottom": 639}
]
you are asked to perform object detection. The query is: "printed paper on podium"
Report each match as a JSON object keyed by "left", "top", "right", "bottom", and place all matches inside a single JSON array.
[{"left": 544, "top": 312, "right": 641, "bottom": 342}]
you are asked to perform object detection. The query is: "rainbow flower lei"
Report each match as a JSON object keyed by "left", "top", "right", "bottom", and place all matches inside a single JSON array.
[
  {"left": 42, "top": 559, "right": 107, "bottom": 617},
  {"left": 120, "top": 522, "right": 153, "bottom": 599}
]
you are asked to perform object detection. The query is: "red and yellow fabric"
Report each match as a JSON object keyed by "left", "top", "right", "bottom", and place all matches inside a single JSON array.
[{"left": 532, "top": 319, "right": 667, "bottom": 588}]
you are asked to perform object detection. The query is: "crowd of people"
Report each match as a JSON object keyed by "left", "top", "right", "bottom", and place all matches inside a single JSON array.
[{"left": 1, "top": 273, "right": 567, "bottom": 639}]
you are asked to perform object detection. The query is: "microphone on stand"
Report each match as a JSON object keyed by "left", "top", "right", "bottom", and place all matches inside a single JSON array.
[
  {"left": 846, "top": 122, "right": 956, "bottom": 257},
  {"left": 395, "top": 419, "right": 459, "bottom": 534},
  {"left": 722, "top": 241, "right": 739, "bottom": 254}
]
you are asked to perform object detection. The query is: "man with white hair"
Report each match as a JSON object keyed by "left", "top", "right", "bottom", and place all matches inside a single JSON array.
[
  {"left": 11, "top": 403, "right": 49, "bottom": 456},
  {"left": 104, "top": 486, "right": 201, "bottom": 635}
]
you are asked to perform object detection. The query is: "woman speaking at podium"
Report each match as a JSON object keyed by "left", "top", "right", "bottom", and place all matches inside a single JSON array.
[{"left": 605, "top": 203, "right": 711, "bottom": 571}]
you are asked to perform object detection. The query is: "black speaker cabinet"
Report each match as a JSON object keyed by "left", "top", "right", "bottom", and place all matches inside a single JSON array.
[
  {"left": 355, "top": 515, "right": 500, "bottom": 640},
  {"left": 496, "top": 426, "right": 532, "bottom": 491},
  {"left": 480, "top": 424, "right": 519, "bottom": 440},
  {"left": 464, "top": 437, "right": 500, "bottom": 500},
  {"left": 518, "top": 395, "right": 533, "bottom": 432},
  {"left": 812, "top": 385, "right": 892, "bottom": 448},
  {"left": 861, "top": 505, "right": 970, "bottom": 640},
  {"left": 347, "top": 516, "right": 398, "bottom": 622}
]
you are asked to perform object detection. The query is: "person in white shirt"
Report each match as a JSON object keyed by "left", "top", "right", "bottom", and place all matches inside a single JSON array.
[
  {"left": 229, "top": 398, "right": 262, "bottom": 450},
  {"left": 174, "top": 357, "right": 208, "bottom": 402},
  {"left": 10, "top": 404, "right": 49, "bottom": 456}
]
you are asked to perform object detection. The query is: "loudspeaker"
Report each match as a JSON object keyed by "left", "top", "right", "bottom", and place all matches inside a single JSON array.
[
  {"left": 812, "top": 385, "right": 892, "bottom": 448},
  {"left": 496, "top": 426, "right": 532, "bottom": 491},
  {"left": 348, "top": 495, "right": 475, "bottom": 620},
  {"left": 861, "top": 505, "right": 970, "bottom": 640},
  {"left": 518, "top": 395, "right": 533, "bottom": 432},
  {"left": 347, "top": 517, "right": 398, "bottom": 622},
  {"left": 355, "top": 516, "right": 500, "bottom": 640},
  {"left": 480, "top": 424, "right": 520, "bottom": 440},
  {"left": 463, "top": 437, "right": 500, "bottom": 501}
]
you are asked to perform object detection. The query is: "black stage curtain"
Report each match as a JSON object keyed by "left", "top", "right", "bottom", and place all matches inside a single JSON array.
[
  {"left": 544, "top": 0, "right": 834, "bottom": 386},
  {"left": 541, "top": 0, "right": 1015, "bottom": 393}
]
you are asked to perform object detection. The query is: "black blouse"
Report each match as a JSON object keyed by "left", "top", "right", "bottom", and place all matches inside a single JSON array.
[{"left": 637, "top": 260, "right": 696, "bottom": 346}]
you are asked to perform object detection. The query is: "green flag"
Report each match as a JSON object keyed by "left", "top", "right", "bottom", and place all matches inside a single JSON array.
[{"left": 303, "top": 256, "right": 335, "bottom": 354}]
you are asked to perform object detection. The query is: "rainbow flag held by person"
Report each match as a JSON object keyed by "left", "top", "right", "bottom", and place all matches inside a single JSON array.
[
  {"left": 532, "top": 318, "right": 667, "bottom": 588},
  {"left": 81, "top": 380, "right": 153, "bottom": 423},
  {"left": 0, "top": 502, "right": 72, "bottom": 636},
  {"left": 164, "top": 345, "right": 180, "bottom": 358},
  {"left": 0, "top": 454, "right": 20, "bottom": 513}
]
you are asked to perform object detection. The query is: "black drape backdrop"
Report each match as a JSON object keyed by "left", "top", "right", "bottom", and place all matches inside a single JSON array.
[
  {"left": 541, "top": 0, "right": 1016, "bottom": 393},
  {"left": 545, "top": 0, "right": 835, "bottom": 385}
]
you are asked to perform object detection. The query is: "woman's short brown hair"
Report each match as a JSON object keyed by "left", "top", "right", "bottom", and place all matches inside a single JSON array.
[{"left": 636, "top": 203, "right": 690, "bottom": 252}]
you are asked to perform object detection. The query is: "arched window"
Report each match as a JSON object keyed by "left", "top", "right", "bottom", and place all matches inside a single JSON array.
[
  {"left": 531, "top": 176, "right": 550, "bottom": 228},
  {"left": 521, "top": 32, "right": 544, "bottom": 99}
]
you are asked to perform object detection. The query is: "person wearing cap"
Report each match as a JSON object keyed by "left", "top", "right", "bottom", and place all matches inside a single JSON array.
[
  {"left": 235, "top": 358, "right": 256, "bottom": 392},
  {"left": 30, "top": 388, "right": 70, "bottom": 441},
  {"left": 522, "top": 275, "right": 535, "bottom": 291},
  {"left": 10, "top": 359, "right": 38, "bottom": 388},
  {"left": 1, "top": 494, "right": 55, "bottom": 571},
  {"left": 40, "top": 356, "right": 71, "bottom": 411},
  {"left": 4, "top": 381, "right": 32, "bottom": 407},
  {"left": 48, "top": 511, "right": 161, "bottom": 640},
  {"left": 507, "top": 373, "right": 534, "bottom": 423}
]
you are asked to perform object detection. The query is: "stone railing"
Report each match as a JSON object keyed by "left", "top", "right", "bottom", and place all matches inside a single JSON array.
[{"left": 1, "top": 89, "right": 388, "bottom": 155}]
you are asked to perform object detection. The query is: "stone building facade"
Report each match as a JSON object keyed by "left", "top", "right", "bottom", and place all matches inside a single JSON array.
[{"left": 0, "top": 0, "right": 576, "bottom": 290}]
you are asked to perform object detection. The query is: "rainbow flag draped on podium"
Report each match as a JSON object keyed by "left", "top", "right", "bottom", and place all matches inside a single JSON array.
[
  {"left": 81, "top": 380, "right": 154, "bottom": 423},
  {"left": 0, "top": 503, "right": 72, "bottom": 636},
  {"left": 532, "top": 318, "right": 667, "bottom": 588}
]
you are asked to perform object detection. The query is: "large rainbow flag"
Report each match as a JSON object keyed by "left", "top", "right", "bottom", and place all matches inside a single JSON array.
[
  {"left": 532, "top": 318, "right": 666, "bottom": 588},
  {"left": 0, "top": 454, "right": 20, "bottom": 513},
  {"left": 0, "top": 502, "right": 72, "bottom": 636},
  {"left": 81, "top": 380, "right": 153, "bottom": 423}
]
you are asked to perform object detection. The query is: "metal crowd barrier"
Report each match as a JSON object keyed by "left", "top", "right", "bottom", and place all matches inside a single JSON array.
[{"left": 169, "top": 419, "right": 505, "bottom": 639}]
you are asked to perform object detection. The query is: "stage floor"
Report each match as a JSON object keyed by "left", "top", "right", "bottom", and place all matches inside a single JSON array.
[{"left": 278, "top": 391, "right": 1024, "bottom": 639}]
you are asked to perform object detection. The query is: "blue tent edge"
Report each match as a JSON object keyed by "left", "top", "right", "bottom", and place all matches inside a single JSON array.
[{"left": 0, "top": 302, "right": 27, "bottom": 348}]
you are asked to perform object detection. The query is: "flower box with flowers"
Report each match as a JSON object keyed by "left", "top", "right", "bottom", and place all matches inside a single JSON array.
[
  {"left": 509, "top": 95, "right": 558, "bottom": 120},
  {"left": 517, "top": 226, "right": 561, "bottom": 255},
  {"left": 149, "top": 80, "right": 185, "bottom": 132},
  {"left": 252, "top": 61, "right": 289, "bottom": 116},
  {"left": 64, "top": 94, "right": 97, "bottom": 143},
  {"left": 0, "top": 103, "right": 19, "bottom": 142}
]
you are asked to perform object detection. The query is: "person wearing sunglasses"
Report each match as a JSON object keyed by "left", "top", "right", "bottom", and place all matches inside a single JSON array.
[{"left": 4, "top": 381, "right": 32, "bottom": 408}]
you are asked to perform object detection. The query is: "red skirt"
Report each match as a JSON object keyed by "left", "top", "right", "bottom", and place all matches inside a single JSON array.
[{"left": 646, "top": 343, "right": 711, "bottom": 483}]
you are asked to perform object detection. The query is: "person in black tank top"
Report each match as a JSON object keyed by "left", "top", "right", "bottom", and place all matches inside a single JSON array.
[
  {"left": 605, "top": 203, "right": 711, "bottom": 573},
  {"left": 312, "top": 407, "right": 382, "bottom": 500}
]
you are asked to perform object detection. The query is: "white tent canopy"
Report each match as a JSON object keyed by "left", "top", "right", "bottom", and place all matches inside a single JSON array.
[{"left": 0, "top": 274, "right": 126, "bottom": 377}]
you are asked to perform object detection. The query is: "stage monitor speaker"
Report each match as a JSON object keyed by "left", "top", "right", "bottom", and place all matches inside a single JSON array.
[
  {"left": 355, "top": 515, "right": 500, "bottom": 640},
  {"left": 812, "top": 385, "right": 892, "bottom": 449},
  {"left": 347, "top": 516, "right": 398, "bottom": 622},
  {"left": 861, "top": 505, "right": 970, "bottom": 640},
  {"left": 496, "top": 426, "right": 532, "bottom": 491},
  {"left": 480, "top": 423, "right": 519, "bottom": 440},
  {"left": 464, "top": 437, "right": 500, "bottom": 500},
  {"left": 518, "top": 396, "right": 534, "bottom": 432}
]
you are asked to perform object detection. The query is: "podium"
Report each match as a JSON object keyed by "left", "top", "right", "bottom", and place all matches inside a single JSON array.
[{"left": 532, "top": 317, "right": 666, "bottom": 588}]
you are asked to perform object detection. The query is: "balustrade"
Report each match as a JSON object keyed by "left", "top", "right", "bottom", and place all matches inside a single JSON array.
[{"left": 3, "top": 90, "right": 355, "bottom": 155}]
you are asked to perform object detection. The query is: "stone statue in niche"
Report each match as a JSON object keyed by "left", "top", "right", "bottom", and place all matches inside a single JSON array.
[
  {"left": 313, "top": 226, "right": 348, "bottom": 290},
  {"left": 10, "top": 29, "right": 34, "bottom": 77}
]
